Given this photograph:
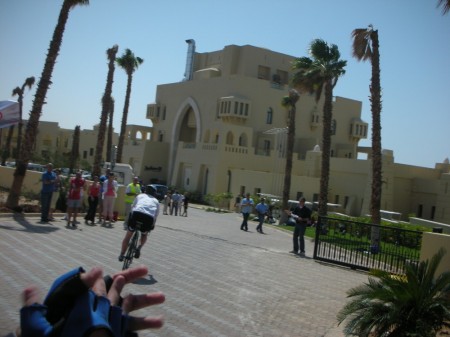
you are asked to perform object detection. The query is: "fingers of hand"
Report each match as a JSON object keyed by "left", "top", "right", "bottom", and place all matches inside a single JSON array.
[
  {"left": 107, "top": 275, "right": 126, "bottom": 306},
  {"left": 112, "top": 265, "right": 148, "bottom": 284},
  {"left": 22, "top": 286, "right": 40, "bottom": 306},
  {"left": 80, "top": 267, "right": 104, "bottom": 289},
  {"left": 91, "top": 272, "right": 107, "bottom": 297},
  {"left": 122, "top": 292, "right": 165, "bottom": 314},
  {"left": 128, "top": 315, "right": 164, "bottom": 331}
]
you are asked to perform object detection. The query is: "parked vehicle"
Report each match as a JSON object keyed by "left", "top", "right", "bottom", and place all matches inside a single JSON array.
[
  {"left": 103, "top": 162, "right": 135, "bottom": 185},
  {"left": 149, "top": 184, "right": 168, "bottom": 201}
]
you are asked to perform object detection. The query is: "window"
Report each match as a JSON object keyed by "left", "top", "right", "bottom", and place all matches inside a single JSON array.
[
  {"left": 296, "top": 192, "right": 303, "bottom": 200},
  {"left": 334, "top": 195, "right": 340, "bottom": 204},
  {"left": 417, "top": 204, "right": 423, "bottom": 218},
  {"left": 257, "top": 65, "right": 270, "bottom": 80},
  {"left": 83, "top": 150, "right": 87, "bottom": 159},
  {"left": 266, "top": 107, "right": 273, "bottom": 124},
  {"left": 162, "top": 106, "right": 166, "bottom": 120},
  {"left": 254, "top": 188, "right": 261, "bottom": 196},
  {"left": 263, "top": 140, "right": 270, "bottom": 155},
  {"left": 89, "top": 148, "right": 94, "bottom": 156},
  {"left": 158, "top": 131, "right": 164, "bottom": 142},
  {"left": 431, "top": 206, "right": 436, "bottom": 220}
]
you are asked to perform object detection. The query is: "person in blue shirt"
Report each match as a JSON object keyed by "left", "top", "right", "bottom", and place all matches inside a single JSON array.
[
  {"left": 240, "top": 193, "right": 254, "bottom": 231},
  {"left": 40, "top": 163, "right": 56, "bottom": 223},
  {"left": 255, "top": 198, "right": 269, "bottom": 234}
]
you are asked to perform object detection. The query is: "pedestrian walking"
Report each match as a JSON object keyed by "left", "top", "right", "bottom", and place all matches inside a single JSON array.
[
  {"left": 240, "top": 193, "right": 254, "bottom": 231},
  {"left": 163, "top": 192, "right": 171, "bottom": 215},
  {"left": 285, "top": 197, "right": 312, "bottom": 255},
  {"left": 170, "top": 191, "right": 181, "bottom": 216},
  {"left": 40, "top": 163, "right": 56, "bottom": 223},
  {"left": 255, "top": 197, "right": 269, "bottom": 234},
  {"left": 181, "top": 192, "right": 189, "bottom": 217}
]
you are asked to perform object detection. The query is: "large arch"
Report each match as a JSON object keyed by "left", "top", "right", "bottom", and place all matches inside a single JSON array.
[{"left": 168, "top": 97, "right": 202, "bottom": 186}]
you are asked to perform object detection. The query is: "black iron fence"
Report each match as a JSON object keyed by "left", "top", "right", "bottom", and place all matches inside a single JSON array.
[{"left": 313, "top": 216, "right": 423, "bottom": 275}]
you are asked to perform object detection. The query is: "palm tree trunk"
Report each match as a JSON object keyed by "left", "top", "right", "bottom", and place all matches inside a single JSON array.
[
  {"left": 318, "top": 81, "right": 333, "bottom": 216},
  {"left": 280, "top": 104, "right": 296, "bottom": 224},
  {"left": 1, "top": 125, "right": 14, "bottom": 166},
  {"left": 106, "top": 97, "right": 114, "bottom": 162},
  {"left": 6, "top": 0, "right": 73, "bottom": 209},
  {"left": 370, "top": 31, "right": 382, "bottom": 244},
  {"left": 116, "top": 74, "right": 133, "bottom": 163}
]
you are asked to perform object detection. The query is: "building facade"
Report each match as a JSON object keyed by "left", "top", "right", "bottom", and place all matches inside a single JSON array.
[
  {"left": 2, "top": 43, "right": 448, "bottom": 224},
  {"left": 144, "top": 43, "right": 450, "bottom": 224}
]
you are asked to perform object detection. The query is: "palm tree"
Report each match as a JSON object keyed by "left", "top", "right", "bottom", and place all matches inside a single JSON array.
[
  {"left": 115, "top": 48, "right": 144, "bottom": 163},
  {"left": 437, "top": 0, "right": 450, "bottom": 14},
  {"left": 6, "top": 0, "right": 89, "bottom": 210},
  {"left": 106, "top": 96, "right": 115, "bottom": 162},
  {"left": 352, "top": 25, "right": 382, "bottom": 241},
  {"left": 1, "top": 77, "right": 35, "bottom": 166},
  {"left": 291, "top": 39, "right": 347, "bottom": 216},
  {"left": 69, "top": 125, "right": 80, "bottom": 173},
  {"left": 92, "top": 45, "right": 118, "bottom": 177},
  {"left": 337, "top": 249, "right": 450, "bottom": 336},
  {"left": 280, "top": 89, "right": 300, "bottom": 221}
]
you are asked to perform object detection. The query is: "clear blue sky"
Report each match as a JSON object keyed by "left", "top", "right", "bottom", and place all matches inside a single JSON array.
[{"left": 1, "top": 0, "right": 449, "bottom": 168}]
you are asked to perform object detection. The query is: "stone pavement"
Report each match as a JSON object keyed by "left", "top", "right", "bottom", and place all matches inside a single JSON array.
[{"left": 0, "top": 206, "right": 367, "bottom": 337}]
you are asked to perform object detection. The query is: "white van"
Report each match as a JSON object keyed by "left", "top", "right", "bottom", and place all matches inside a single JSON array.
[{"left": 103, "top": 162, "right": 135, "bottom": 185}]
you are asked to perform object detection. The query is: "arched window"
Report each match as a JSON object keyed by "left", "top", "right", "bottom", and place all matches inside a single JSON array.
[{"left": 226, "top": 131, "right": 234, "bottom": 145}]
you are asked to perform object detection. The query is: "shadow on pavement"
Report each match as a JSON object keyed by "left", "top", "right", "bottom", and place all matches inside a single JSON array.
[{"left": 0, "top": 214, "right": 59, "bottom": 234}]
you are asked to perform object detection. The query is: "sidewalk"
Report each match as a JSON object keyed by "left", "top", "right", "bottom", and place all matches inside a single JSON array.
[{"left": 0, "top": 207, "right": 364, "bottom": 336}]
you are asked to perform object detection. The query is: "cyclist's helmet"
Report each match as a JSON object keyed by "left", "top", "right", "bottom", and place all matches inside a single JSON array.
[{"left": 146, "top": 184, "right": 157, "bottom": 197}]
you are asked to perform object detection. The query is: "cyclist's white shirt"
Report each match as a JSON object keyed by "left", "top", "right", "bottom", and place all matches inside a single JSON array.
[{"left": 131, "top": 194, "right": 160, "bottom": 220}]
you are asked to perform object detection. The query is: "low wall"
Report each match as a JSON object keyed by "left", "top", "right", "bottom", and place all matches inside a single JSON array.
[
  {"left": 410, "top": 217, "right": 450, "bottom": 234},
  {"left": 420, "top": 232, "right": 450, "bottom": 276},
  {"left": 0, "top": 166, "right": 126, "bottom": 217}
]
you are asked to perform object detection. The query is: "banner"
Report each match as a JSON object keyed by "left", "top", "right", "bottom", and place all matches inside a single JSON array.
[{"left": 0, "top": 100, "right": 20, "bottom": 129}]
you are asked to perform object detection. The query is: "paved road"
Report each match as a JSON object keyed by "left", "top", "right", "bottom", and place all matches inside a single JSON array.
[{"left": 0, "top": 206, "right": 367, "bottom": 337}]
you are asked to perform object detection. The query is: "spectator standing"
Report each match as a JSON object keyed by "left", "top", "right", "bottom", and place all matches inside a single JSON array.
[
  {"left": 48, "top": 168, "right": 62, "bottom": 221},
  {"left": 285, "top": 197, "right": 312, "bottom": 255},
  {"left": 234, "top": 194, "right": 242, "bottom": 213},
  {"left": 40, "top": 163, "right": 56, "bottom": 223},
  {"left": 255, "top": 198, "right": 269, "bottom": 234},
  {"left": 66, "top": 171, "right": 86, "bottom": 227},
  {"left": 181, "top": 192, "right": 189, "bottom": 217},
  {"left": 163, "top": 192, "right": 171, "bottom": 215},
  {"left": 102, "top": 172, "right": 118, "bottom": 225},
  {"left": 84, "top": 176, "right": 100, "bottom": 225},
  {"left": 170, "top": 191, "right": 181, "bottom": 216},
  {"left": 240, "top": 193, "right": 254, "bottom": 231},
  {"left": 124, "top": 176, "right": 141, "bottom": 228},
  {"left": 97, "top": 168, "right": 110, "bottom": 223}
]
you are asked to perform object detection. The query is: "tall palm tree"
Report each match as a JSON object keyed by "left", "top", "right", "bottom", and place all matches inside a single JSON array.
[
  {"left": 280, "top": 89, "right": 300, "bottom": 219},
  {"left": 106, "top": 96, "right": 115, "bottom": 162},
  {"left": 352, "top": 25, "right": 383, "bottom": 237},
  {"left": 69, "top": 125, "right": 80, "bottom": 173},
  {"left": 6, "top": 0, "right": 89, "bottom": 210},
  {"left": 92, "top": 45, "right": 118, "bottom": 177},
  {"left": 1, "top": 77, "right": 35, "bottom": 166},
  {"left": 337, "top": 249, "right": 450, "bottom": 336},
  {"left": 115, "top": 48, "right": 143, "bottom": 163},
  {"left": 437, "top": 0, "right": 450, "bottom": 14},
  {"left": 291, "top": 39, "right": 347, "bottom": 216}
]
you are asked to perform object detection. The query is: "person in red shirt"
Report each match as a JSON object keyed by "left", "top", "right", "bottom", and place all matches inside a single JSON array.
[{"left": 67, "top": 171, "right": 86, "bottom": 228}]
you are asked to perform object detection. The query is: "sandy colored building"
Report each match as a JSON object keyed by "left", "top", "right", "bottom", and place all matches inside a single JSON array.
[{"left": 1, "top": 43, "right": 449, "bottom": 225}]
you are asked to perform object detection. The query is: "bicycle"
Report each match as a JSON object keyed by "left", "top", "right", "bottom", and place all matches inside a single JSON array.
[{"left": 122, "top": 222, "right": 142, "bottom": 270}]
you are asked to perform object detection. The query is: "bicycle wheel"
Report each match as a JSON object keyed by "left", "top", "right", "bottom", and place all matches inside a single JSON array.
[{"left": 122, "top": 231, "right": 139, "bottom": 270}]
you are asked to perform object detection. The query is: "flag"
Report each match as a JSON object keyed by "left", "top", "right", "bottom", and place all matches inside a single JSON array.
[{"left": 0, "top": 100, "right": 20, "bottom": 129}]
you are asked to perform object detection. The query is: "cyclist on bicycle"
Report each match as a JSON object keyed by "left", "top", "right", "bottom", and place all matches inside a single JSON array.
[{"left": 118, "top": 185, "right": 160, "bottom": 262}]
